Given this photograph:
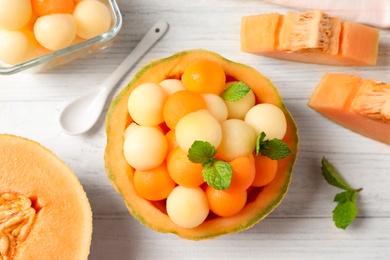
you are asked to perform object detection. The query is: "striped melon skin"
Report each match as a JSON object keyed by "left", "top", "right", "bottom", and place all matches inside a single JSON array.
[{"left": 104, "top": 49, "right": 299, "bottom": 240}]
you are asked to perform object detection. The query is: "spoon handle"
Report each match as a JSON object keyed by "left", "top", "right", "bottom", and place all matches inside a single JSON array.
[{"left": 102, "top": 21, "right": 169, "bottom": 91}]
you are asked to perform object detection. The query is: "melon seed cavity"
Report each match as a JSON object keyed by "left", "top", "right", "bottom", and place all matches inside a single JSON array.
[{"left": 0, "top": 193, "right": 37, "bottom": 260}]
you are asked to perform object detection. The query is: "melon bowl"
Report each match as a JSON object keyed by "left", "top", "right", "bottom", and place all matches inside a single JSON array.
[{"left": 104, "top": 49, "right": 299, "bottom": 240}]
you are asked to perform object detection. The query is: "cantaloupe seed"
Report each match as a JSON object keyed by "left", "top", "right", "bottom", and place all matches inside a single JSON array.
[
  {"left": 0, "top": 0, "right": 32, "bottom": 30},
  {"left": 166, "top": 186, "right": 209, "bottom": 228},
  {"left": 224, "top": 82, "right": 256, "bottom": 120},
  {"left": 73, "top": 0, "right": 112, "bottom": 39},
  {"left": 159, "top": 79, "right": 186, "bottom": 96},
  {"left": 201, "top": 93, "right": 228, "bottom": 122},
  {"left": 216, "top": 119, "right": 256, "bottom": 161},
  {"left": 123, "top": 126, "right": 167, "bottom": 171},
  {"left": 175, "top": 110, "right": 222, "bottom": 152},
  {"left": 244, "top": 103, "right": 287, "bottom": 140},
  {"left": 33, "top": 14, "right": 77, "bottom": 50},
  {"left": 127, "top": 83, "right": 167, "bottom": 126}
]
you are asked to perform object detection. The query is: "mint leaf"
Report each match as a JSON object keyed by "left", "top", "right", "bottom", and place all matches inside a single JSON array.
[
  {"left": 332, "top": 190, "right": 359, "bottom": 229},
  {"left": 188, "top": 141, "right": 216, "bottom": 164},
  {"left": 320, "top": 157, "right": 362, "bottom": 229},
  {"left": 255, "top": 132, "right": 291, "bottom": 160},
  {"left": 202, "top": 159, "right": 232, "bottom": 190},
  {"left": 221, "top": 82, "right": 251, "bottom": 102},
  {"left": 321, "top": 157, "right": 352, "bottom": 191}
]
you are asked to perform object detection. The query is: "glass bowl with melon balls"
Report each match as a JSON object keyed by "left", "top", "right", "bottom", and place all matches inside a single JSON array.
[
  {"left": 104, "top": 49, "right": 299, "bottom": 240},
  {"left": 0, "top": 0, "right": 122, "bottom": 75}
]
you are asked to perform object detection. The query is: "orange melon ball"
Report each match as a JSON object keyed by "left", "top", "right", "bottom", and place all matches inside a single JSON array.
[
  {"left": 31, "top": 0, "right": 75, "bottom": 16},
  {"left": 181, "top": 60, "right": 226, "bottom": 95}
]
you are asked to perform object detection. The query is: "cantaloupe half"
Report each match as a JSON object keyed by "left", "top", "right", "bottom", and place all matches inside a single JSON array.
[
  {"left": 241, "top": 10, "right": 379, "bottom": 66},
  {"left": 104, "top": 49, "right": 299, "bottom": 240},
  {"left": 0, "top": 134, "right": 92, "bottom": 259},
  {"left": 308, "top": 73, "right": 390, "bottom": 145}
]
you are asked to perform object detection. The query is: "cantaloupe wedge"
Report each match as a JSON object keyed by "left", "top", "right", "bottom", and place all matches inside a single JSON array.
[
  {"left": 241, "top": 10, "right": 379, "bottom": 66},
  {"left": 308, "top": 73, "right": 390, "bottom": 145}
]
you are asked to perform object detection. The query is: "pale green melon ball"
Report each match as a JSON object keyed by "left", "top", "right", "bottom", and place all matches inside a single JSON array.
[
  {"left": 123, "top": 126, "right": 167, "bottom": 171},
  {"left": 166, "top": 186, "right": 209, "bottom": 228},
  {"left": 159, "top": 79, "right": 186, "bottom": 96},
  {"left": 201, "top": 93, "right": 228, "bottom": 122},
  {"left": 127, "top": 83, "right": 167, "bottom": 126},
  {"left": 0, "top": 0, "right": 32, "bottom": 30},
  {"left": 175, "top": 110, "right": 222, "bottom": 152},
  {"left": 0, "top": 30, "right": 36, "bottom": 65},
  {"left": 224, "top": 82, "right": 256, "bottom": 120},
  {"left": 244, "top": 103, "right": 287, "bottom": 140},
  {"left": 217, "top": 119, "right": 257, "bottom": 161},
  {"left": 34, "top": 14, "right": 77, "bottom": 50},
  {"left": 73, "top": 0, "right": 112, "bottom": 39}
]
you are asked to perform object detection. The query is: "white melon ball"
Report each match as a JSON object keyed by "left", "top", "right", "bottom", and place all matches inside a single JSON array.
[
  {"left": 201, "top": 93, "right": 228, "bottom": 122},
  {"left": 166, "top": 186, "right": 209, "bottom": 228},
  {"left": 244, "top": 103, "right": 287, "bottom": 140},
  {"left": 0, "top": 0, "right": 32, "bottom": 30},
  {"left": 73, "top": 0, "right": 112, "bottom": 39},
  {"left": 0, "top": 30, "right": 37, "bottom": 65},
  {"left": 224, "top": 82, "right": 256, "bottom": 120},
  {"left": 159, "top": 79, "right": 186, "bottom": 96},
  {"left": 123, "top": 126, "right": 168, "bottom": 171},
  {"left": 175, "top": 110, "right": 222, "bottom": 152},
  {"left": 124, "top": 122, "right": 141, "bottom": 139},
  {"left": 34, "top": 14, "right": 77, "bottom": 50},
  {"left": 217, "top": 119, "right": 257, "bottom": 161},
  {"left": 127, "top": 83, "right": 167, "bottom": 126}
]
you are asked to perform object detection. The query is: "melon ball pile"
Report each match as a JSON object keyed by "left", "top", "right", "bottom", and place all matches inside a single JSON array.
[
  {"left": 0, "top": 0, "right": 112, "bottom": 66},
  {"left": 123, "top": 59, "right": 288, "bottom": 228}
]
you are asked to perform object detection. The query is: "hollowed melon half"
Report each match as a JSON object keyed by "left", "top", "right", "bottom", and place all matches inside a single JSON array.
[
  {"left": 0, "top": 134, "right": 92, "bottom": 259},
  {"left": 104, "top": 49, "right": 299, "bottom": 240}
]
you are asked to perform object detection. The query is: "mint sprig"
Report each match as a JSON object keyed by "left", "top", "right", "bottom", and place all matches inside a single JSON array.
[
  {"left": 202, "top": 159, "right": 232, "bottom": 190},
  {"left": 187, "top": 141, "right": 232, "bottom": 190},
  {"left": 255, "top": 132, "right": 291, "bottom": 160},
  {"left": 321, "top": 157, "right": 362, "bottom": 229},
  {"left": 221, "top": 82, "right": 251, "bottom": 102}
]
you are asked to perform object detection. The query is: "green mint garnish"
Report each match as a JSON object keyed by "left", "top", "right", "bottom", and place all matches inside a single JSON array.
[
  {"left": 187, "top": 141, "right": 232, "bottom": 190},
  {"left": 321, "top": 157, "right": 362, "bottom": 229},
  {"left": 202, "top": 159, "right": 232, "bottom": 190},
  {"left": 221, "top": 82, "right": 251, "bottom": 102},
  {"left": 255, "top": 132, "right": 291, "bottom": 160},
  {"left": 187, "top": 140, "right": 216, "bottom": 164}
]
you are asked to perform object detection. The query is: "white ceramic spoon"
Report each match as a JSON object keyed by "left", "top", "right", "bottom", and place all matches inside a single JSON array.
[{"left": 59, "top": 21, "right": 169, "bottom": 135}]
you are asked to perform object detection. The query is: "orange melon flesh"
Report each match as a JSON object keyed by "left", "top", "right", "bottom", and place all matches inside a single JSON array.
[
  {"left": 104, "top": 49, "right": 299, "bottom": 240},
  {"left": 241, "top": 10, "right": 379, "bottom": 66},
  {"left": 0, "top": 134, "right": 92, "bottom": 259},
  {"left": 308, "top": 73, "right": 390, "bottom": 145}
]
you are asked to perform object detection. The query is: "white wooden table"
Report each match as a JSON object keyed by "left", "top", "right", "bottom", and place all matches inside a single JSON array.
[{"left": 1, "top": 0, "right": 389, "bottom": 259}]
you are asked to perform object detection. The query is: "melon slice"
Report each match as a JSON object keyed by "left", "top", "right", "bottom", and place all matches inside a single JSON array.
[
  {"left": 0, "top": 134, "right": 92, "bottom": 259},
  {"left": 308, "top": 73, "right": 390, "bottom": 145},
  {"left": 241, "top": 10, "right": 379, "bottom": 66}
]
